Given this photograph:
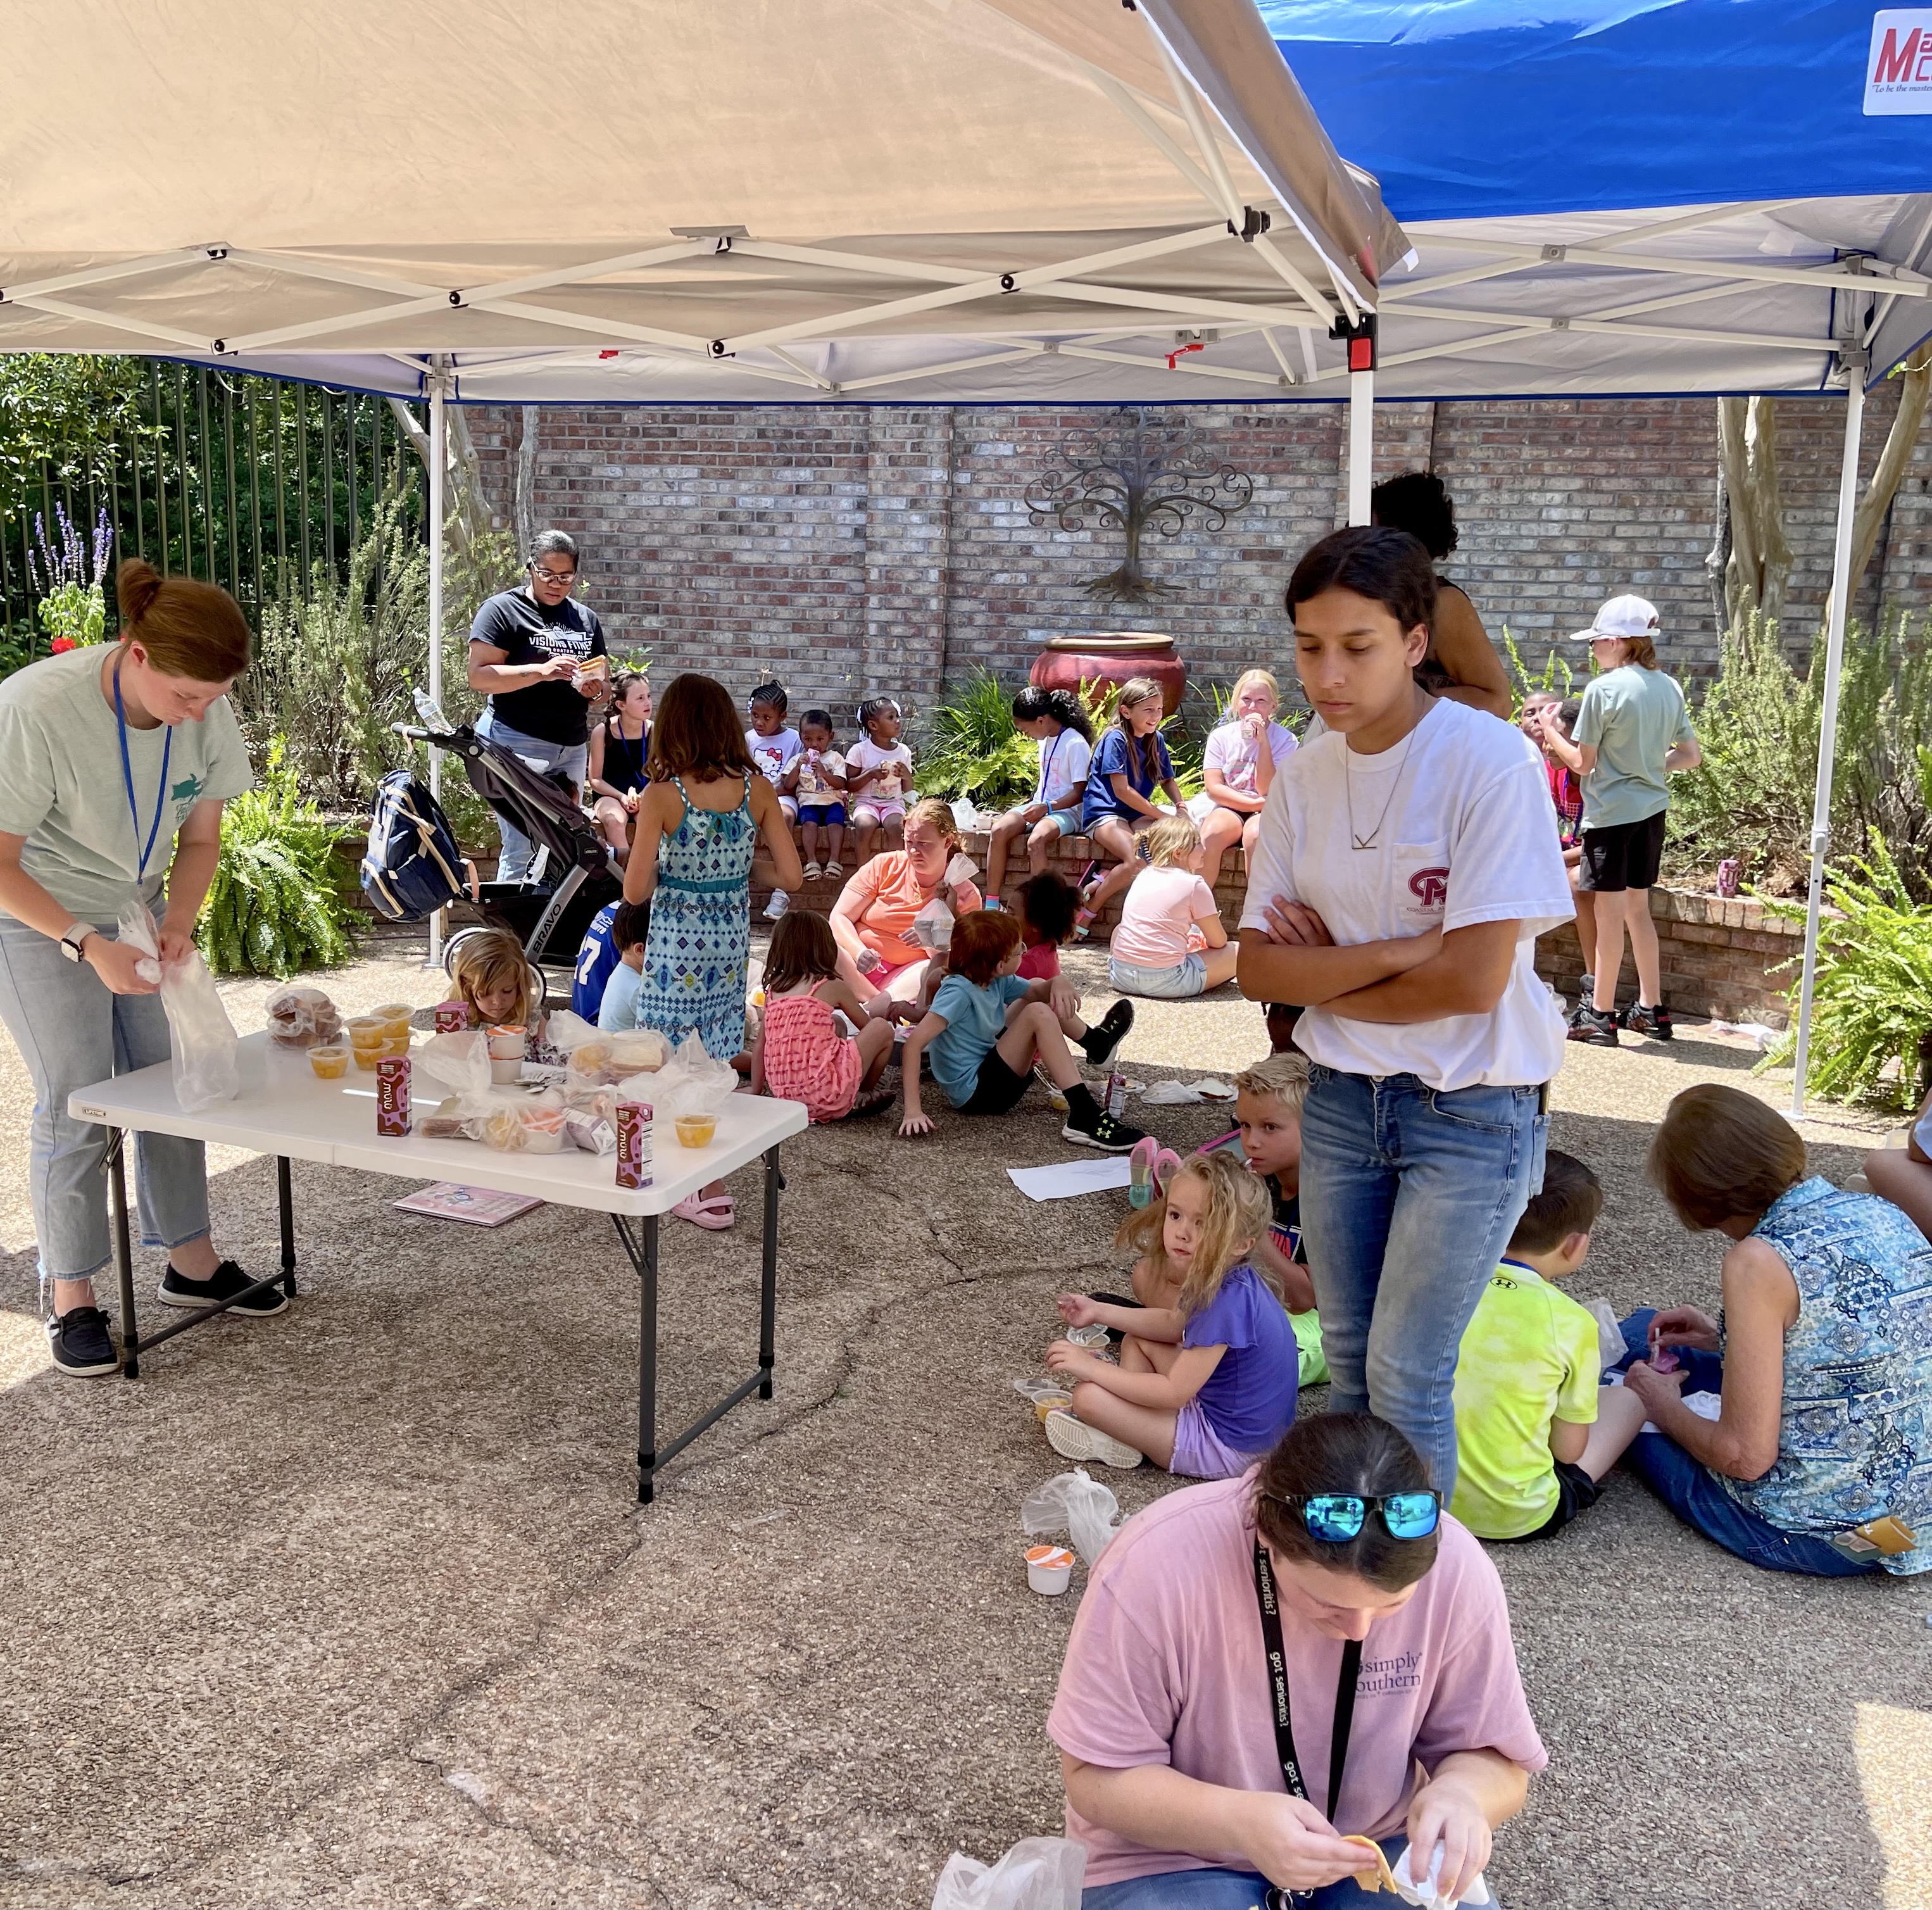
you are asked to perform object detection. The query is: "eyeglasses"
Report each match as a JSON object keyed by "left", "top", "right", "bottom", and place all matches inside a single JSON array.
[
  {"left": 530, "top": 565, "right": 577, "bottom": 585},
  {"left": 1270, "top": 1490, "right": 1441, "bottom": 1544}
]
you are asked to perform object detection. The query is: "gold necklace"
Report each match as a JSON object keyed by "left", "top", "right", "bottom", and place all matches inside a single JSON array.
[{"left": 1345, "top": 724, "right": 1420, "bottom": 851}]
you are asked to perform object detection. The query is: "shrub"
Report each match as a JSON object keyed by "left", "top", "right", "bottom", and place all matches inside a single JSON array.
[
  {"left": 1500, "top": 625, "right": 1576, "bottom": 715},
  {"left": 915, "top": 667, "right": 1039, "bottom": 812},
  {"left": 1757, "top": 836, "right": 1932, "bottom": 1109},
  {"left": 198, "top": 738, "right": 358, "bottom": 976}
]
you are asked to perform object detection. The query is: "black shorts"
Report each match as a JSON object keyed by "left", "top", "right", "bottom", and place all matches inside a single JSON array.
[
  {"left": 1505, "top": 1460, "right": 1605, "bottom": 1542},
  {"left": 955, "top": 1048, "right": 1033, "bottom": 1116},
  {"left": 1578, "top": 811, "right": 1667, "bottom": 893}
]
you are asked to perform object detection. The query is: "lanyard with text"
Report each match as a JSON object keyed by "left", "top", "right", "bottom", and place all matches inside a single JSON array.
[
  {"left": 114, "top": 660, "right": 173, "bottom": 885},
  {"left": 1253, "top": 1540, "right": 1363, "bottom": 1902}
]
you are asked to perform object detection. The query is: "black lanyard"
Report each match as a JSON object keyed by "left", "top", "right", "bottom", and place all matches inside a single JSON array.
[{"left": 1253, "top": 1540, "right": 1362, "bottom": 1892}]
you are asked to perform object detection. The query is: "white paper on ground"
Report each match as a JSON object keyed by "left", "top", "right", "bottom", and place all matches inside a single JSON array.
[
  {"left": 1007, "top": 1158, "right": 1134, "bottom": 1201},
  {"left": 1605, "top": 1373, "right": 1722, "bottom": 1436},
  {"left": 1391, "top": 1840, "right": 1492, "bottom": 1908}
]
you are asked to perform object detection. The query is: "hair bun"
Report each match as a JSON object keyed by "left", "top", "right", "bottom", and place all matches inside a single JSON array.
[{"left": 115, "top": 558, "right": 164, "bottom": 625}]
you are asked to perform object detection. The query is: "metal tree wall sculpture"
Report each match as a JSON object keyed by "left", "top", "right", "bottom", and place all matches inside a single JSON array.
[{"left": 1025, "top": 408, "right": 1255, "bottom": 601}]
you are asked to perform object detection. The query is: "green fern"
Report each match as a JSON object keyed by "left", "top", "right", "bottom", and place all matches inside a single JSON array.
[{"left": 196, "top": 736, "right": 357, "bottom": 977}]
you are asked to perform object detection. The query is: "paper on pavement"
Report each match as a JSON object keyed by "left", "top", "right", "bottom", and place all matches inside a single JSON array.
[{"left": 1007, "top": 1158, "right": 1134, "bottom": 1201}]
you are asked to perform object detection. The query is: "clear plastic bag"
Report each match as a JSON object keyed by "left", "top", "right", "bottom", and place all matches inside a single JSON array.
[
  {"left": 1582, "top": 1297, "right": 1628, "bottom": 1373},
  {"left": 118, "top": 902, "right": 239, "bottom": 1112},
  {"left": 910, "top": 894, "right": 957, "bottom": 953},
  {"left": 930, "top": 1838, "right": 1085, "bottom": 1910},
  {"left": 1022, "top": 1468, "right": 1122, "bottom": 1569},
  {"left": 265, "top": 985, "right": 342, "bottom": 1049},
  {"left": 648, "top": 1030, "right": 738, "bottom": 1122},
  {"left": 416, "top": 1029, "right": 494, "bottom": 1098}
]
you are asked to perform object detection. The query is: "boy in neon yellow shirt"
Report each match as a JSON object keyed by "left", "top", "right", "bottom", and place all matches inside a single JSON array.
[{"left": 1452, "top": 1151, "right": 1648, "bottom": 1539}]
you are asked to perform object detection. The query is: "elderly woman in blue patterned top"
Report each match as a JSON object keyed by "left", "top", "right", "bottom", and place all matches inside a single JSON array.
[{"left": 1619, "top": 1083, "right": 1932, "bottom": 1578}]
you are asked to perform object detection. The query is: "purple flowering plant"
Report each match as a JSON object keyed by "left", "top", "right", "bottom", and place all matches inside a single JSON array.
[{"left": 25, "top": 502, "right": 113, "bottom": 650}]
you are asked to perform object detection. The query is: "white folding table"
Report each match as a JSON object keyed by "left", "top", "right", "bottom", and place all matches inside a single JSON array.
[{"left": 68, "top": 1033, "right": 809, "bottom": 1502}]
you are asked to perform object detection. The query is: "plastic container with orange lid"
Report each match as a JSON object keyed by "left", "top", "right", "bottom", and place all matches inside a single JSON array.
[
  {"left": 308, "top": 1046, "right": 350, "bottom": 1079},
  {"left": 1026, "top": 1545, "right": 1076, "bottom": 1595}
]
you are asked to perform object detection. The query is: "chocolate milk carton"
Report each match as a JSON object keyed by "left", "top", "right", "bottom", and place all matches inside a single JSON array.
[
  {"left": 615, "top": 1100, "right": 654, "bottom": 1190},
  {"left": 376, "top": 1055, "right": 412, "bottom": 1136},
  {"left": 434, "top": 999, "right": 473, "bottom": 1033}
]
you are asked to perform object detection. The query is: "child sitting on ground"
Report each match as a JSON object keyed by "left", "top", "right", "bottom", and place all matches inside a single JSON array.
[
  {"left": 595, "top": 900, "right": 651, "bottom": 1031},
  {"left": 1015, "top": 870, "right": 1077, "bottom": 981},
  {"left": 750, "top": 909, "right": 894, "bottom": 1122},
  {"left": 1044, "top": 1151, "right": 1298, "bottom": 1474},
  {"left": 847, "top": 696, "right": 916, "bottom": 862},
  {"left": 1105, "top": 813, "right": 1238, "bottom": 1000},
  {"left": 1196, "top": 1052, "right": 1327, "bottom": 1386},
  {"left": 898, "top": 907, "right": 1141, "bottom": 1151},
  {"left": 784, "top": 708, "right": 848, "bottom": 884},
  {"left": 1450, "top": 1150, "right": 1647, "bottom": 1540}
]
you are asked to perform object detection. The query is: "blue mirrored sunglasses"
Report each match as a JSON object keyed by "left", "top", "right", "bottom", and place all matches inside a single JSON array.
[{"left": 1274, "top": 1491, "right": 1441, "bottom": 1544}]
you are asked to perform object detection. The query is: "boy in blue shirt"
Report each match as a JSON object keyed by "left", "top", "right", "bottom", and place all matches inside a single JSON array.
[
  {"left": 595, "top": 900, "right": 652, "bottom": 1031},
  {"left": 898, "top": 908, "right": 1141, "bottom": 1150}
]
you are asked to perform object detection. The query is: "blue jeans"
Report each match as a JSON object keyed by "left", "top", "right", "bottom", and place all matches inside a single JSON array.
[
  {"left": 476, "top": 710, "right": 589, "bottom": 883},
  {"left": 1612, "top": 1310, "right": 1879, "bottom": 1578},
  {"left": 0, "top": 913, "right": 211, "bottom": 1287},
  {"left": 1298, "top": 1066, "right": 1548, "bottom": 1501},
  {"left": 1082, "top": 1840, "right": 1500, "bottom": 1909}
]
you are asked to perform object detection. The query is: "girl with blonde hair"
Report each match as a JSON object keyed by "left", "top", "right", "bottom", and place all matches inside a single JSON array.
[
  {"left": 1196, "top": 667, "right": 1298, "bottom": 889},
  {"left": 1044, "top": 1150, "right": 1299, "bottom": 1476},
  {"left": 1106, "top": 812, "right": 1238, "bottom": 999}
]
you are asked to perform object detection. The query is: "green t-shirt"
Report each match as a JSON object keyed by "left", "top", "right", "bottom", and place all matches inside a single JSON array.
[
  {"left": 1451, "top": 1259, "right": 1602, "bottom": 1540},
  {"left": 1573, "top": 663, "right": 1695, "bottom": 831},
  {"left": 0, "top": 644, "right": 252, "bottom": 924}
]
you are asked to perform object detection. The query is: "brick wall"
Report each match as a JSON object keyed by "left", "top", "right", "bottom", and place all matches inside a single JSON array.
[{"left": 470, "top": 386, "right": 1931, "bottom": 722}]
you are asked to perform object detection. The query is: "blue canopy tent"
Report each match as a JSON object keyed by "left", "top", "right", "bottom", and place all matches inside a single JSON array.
[{"left": 1265, "top": 0, "right": 1932, "bottom": 1115}]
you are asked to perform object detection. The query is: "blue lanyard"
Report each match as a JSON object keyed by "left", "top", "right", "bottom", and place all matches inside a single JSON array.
[{"left": 113, "top": 660, "right": 173, "bottom": 884}]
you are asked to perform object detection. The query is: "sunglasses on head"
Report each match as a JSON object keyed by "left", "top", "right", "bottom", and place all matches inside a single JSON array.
[{"left": 1270, "top": 1490, "right": 1441, "bottom": 1544}]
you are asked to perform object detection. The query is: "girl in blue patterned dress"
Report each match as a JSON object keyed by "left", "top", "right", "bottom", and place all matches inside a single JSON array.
[
  {"left": 623, "top": 674, "right": 801, "bottom": 1229},
  {"left": 1618, "top": 1083, "right": 1932, "bottom": 1576}
]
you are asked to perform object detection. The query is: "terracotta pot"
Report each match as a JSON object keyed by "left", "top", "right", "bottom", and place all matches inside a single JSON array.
[{"left": 1029, "top": 634, "right": 1184, "bottom": 718}]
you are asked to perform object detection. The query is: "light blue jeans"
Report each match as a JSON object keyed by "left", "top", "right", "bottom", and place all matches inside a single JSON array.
[
  {"left": 0, "top": 913, "right": 210, "bottom": 1286},
  {"left": 1081, "top": 1839, "right": 1503, "bottom": 1907},
  {"left": 1298, "top": 1065, "right": 1548, "bottom": 1501},
  {"left": 476, "top": 710, "right": 589, "bottom": 883}
]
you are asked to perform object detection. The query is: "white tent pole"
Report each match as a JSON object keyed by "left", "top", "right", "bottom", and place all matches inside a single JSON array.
[
  {"left": 426, "top": 360, "right": 448, "bottom": 969},
  {"left": 1788, "top": 343, "right": 1867, "bottom": 1119},
  {"left": 1347, "top": 358, "right": 1374, "bottom": 525}
]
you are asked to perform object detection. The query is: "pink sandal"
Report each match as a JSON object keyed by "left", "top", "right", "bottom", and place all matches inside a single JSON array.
[{"left": 672, "top": 1193, "right": 736, "bottom": 1231}]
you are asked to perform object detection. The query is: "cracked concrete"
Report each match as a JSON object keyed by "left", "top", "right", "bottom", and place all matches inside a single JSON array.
[{"left": 1, "top": 934, "right": 1928, "bottom": 1908}]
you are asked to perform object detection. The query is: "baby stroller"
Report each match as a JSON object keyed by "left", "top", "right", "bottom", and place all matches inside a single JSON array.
[{"left": 396, "top": 698, "right": 624, "bottom": 975}]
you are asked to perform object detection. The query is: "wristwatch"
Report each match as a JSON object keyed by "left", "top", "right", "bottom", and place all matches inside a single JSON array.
[{"left": 58, "top": 927, "right": 93, "bottom": 964}]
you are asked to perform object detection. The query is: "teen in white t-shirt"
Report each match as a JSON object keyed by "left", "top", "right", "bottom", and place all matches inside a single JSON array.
[
  {"left": 985, "top": 686, "right": 1094, "bottom": 907},
  {"left": 1237, "top": 526, "right": 1572, "bottom": 1502}
]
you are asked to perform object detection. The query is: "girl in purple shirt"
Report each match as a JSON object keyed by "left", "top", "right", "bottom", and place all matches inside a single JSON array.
[{"left": 1046, "top": 1152, "right": 1298, "bottom": 1476}]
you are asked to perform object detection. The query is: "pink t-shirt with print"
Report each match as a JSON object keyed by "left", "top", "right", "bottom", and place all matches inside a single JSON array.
[
  {"left": 1110, "top": 865, "right": 1217, "bottom": 969},
  {"left": 1046, "top": 1472, "right": 1547, "bottom": 1890}
]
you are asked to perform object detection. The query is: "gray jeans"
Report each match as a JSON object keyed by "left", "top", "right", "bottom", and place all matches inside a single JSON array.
[
  {"left": 0, "top": 914, "right": 210, "bottom": 1286},
  {"left": 476, "top": 710, "right": 589, "bottom": 883}
]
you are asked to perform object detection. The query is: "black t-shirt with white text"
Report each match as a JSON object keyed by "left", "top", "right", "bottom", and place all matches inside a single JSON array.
[{"left": 469, "top": 588, "right": 607, "bottom": 746}]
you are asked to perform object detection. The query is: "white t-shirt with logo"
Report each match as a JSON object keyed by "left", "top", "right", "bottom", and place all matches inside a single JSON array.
[
  {"left": 847, "top": 738, "right": 915, "bottom": 805},
  {"left": 1239, "top": 698, "right": 1572, "bottom": 1090},
  {"left": 1032, "top": 727, "right": 1093, "bottom": 812},
  {"left": 746, "top": 727, "right": 802, "bottom": 789}
]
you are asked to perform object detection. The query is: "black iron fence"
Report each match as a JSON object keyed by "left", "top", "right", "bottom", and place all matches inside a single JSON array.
[{"left": 0, "top": 363, "right": 426, "bottom": 650}]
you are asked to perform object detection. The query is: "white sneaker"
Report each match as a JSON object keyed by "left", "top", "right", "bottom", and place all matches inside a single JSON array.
[
  {"left": 801, "top": 861, "right": 822, "bottom": 883},
  {"left": 763, "top": 889, "right": 789, "bottom": 921},
  {"left": 1044, "top": 1408, "right": 1143, "bottom": 1469}
]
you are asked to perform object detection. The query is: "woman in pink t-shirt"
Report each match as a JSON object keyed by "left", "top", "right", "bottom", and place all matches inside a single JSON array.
[
  {"left": 1050, "top": 1414, "right": 1545, "bottom": 1907},
  {"left": 1107, "top": 815, "right": 1238, "bottom": 1000}
]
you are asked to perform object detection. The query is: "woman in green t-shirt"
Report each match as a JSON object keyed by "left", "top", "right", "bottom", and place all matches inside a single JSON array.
[{"left": 0, "top": 561, "right": 260, "bottom": 1379}]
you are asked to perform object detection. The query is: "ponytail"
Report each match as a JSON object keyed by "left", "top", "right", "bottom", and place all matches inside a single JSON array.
[
  {"left": 1012, "top": 683, "right": 1093, "bottom": 744},
  {"left": 1113, "top": 676, "right": 1164, "bottom": 789},
  {"left": 115, "top": 559, "right": 251, "bottom": 682}
]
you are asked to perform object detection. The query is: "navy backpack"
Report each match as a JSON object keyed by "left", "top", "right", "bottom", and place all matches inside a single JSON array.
[{"left": 361, "top": 771, "right": 467, "bottom": 921}]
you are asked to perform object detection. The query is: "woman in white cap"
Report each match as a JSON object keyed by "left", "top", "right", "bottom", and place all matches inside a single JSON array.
[{"left": 1533, "top": 594, "right": 1699, "bottom": 1046}]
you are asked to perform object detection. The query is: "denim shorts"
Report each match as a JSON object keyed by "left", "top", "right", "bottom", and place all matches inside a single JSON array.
[
  {"left": 1042, "top": 809, "right": 1081, "bottom": 837},
  {"left": 1108, "top": 951, "right": 1207, "bottom": 999}
]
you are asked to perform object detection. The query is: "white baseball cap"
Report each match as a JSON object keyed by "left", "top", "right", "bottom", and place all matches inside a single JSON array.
[{"left": 1568, "top": 593, "right": 1660, "bottom": 643}]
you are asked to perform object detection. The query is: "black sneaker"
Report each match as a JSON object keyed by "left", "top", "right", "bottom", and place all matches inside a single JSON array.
[
  {"left": 1081, "top": 1000, "right": 1135, "bottom": 1071},
  {"left": 1624, "top": 1002, "right": 1674, "bottom": 1041},
  {"left": 1567, "top": 1007, "right": 1621, "bottom": 1047},
  {"left": 158, "top": 1259, "right": 288, "bottom": 1317},
  {"left": 47, "top": 1305, "right": 119, "bottom": 1377},
  {"left": 1063, "top": 1099, "right": 1145, "bottom": 1153}
]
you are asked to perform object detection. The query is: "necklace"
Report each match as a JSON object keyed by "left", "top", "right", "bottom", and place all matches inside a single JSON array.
[{"left": 1344, "top": 724, "right": 1418, "bottom": 851}]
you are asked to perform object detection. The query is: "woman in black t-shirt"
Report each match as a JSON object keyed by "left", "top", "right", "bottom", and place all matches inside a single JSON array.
[{"left": 467, "top": 529, "right": 608, "bottom": 882}]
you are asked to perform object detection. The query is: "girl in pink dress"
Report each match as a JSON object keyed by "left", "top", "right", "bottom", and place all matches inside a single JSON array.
[{"left": 751, "top": 910, "right": 895, "bottom": 1121}]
